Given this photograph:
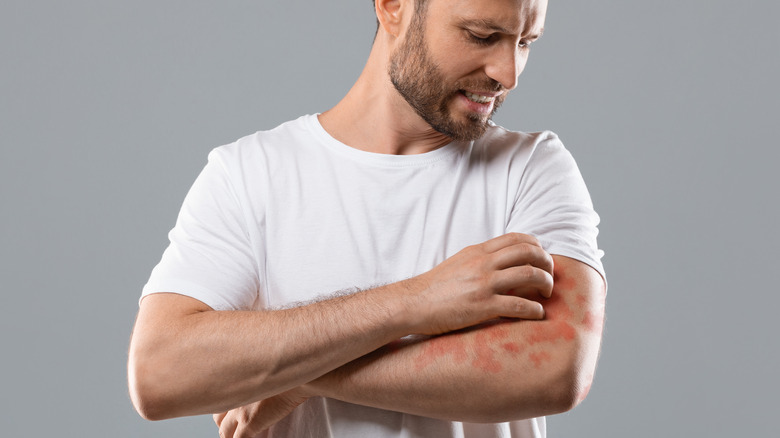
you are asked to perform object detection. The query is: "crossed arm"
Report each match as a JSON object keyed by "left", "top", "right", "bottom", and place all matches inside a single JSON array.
[
  {"left": 128, "top": 233, "right": 605, "bottom": 434},
  {"left": 307, "top": 254, "right": 604, "bottom": 422}
]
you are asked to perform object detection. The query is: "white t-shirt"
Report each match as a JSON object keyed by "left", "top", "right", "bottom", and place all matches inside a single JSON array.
[{"left": 142, "top": 114, "right": 605, "bottom": 437}]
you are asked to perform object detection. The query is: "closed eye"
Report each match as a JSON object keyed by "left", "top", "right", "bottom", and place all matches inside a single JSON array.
[{"left": 468, "top": 32, "right": 497, "bottom": 45}]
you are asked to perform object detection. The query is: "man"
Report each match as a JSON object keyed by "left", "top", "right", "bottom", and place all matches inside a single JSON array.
[{"left": 128, "top": 0, "right": 606, "bottom": 437}]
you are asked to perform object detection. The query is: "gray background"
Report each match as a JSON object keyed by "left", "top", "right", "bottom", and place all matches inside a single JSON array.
[{"left": 2, "top": 0, "right": 778, "bottom": 436}]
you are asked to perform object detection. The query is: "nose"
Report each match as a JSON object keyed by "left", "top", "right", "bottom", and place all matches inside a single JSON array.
[{"left": 484, "top": 45, "right": 525, "bottom": 91}]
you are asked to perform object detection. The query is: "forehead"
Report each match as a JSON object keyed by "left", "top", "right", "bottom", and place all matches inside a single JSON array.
[{"left": 426, "top": 0, "right": 547, "bottom": 36}]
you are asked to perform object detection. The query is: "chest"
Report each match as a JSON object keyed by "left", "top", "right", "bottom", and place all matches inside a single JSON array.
[{"left": 251, "top": 158, "right": 515, "bottom": 308}]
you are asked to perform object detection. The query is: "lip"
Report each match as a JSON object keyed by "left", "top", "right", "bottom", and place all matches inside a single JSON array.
[
  {"left": 458, "top": 91, "right": 495, "bottom": 115},
  {"left": 463, "top": 89, "right": 502, "bottom": 98}
]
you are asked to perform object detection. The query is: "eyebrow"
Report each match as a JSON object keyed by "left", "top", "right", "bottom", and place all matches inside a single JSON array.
[{"left": 457, "top": 18, "right": 544, "bottom": 40}]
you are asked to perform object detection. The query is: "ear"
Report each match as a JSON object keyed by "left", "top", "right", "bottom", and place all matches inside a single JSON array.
[{"left": 375, "top": 0, "right": 408, "bottom": 38}]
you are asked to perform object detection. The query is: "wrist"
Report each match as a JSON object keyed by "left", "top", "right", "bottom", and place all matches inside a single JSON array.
[
  {"left": 387, "top": 276, "right": 429, "bottom": 336},
  {"left": 297, "top": 382, "right": 317, "bottom": 399}
]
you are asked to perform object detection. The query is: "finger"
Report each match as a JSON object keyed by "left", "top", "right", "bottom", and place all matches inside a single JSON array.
[
  {"left": 480, "top": 232, "right": 542, "bottom": 253},
  {"left": 490, "top": 241, "right": 553, "bottom": 274},
  {"left": 234, "top": 422, "right": 258, "bottom": 438},
  {"left": 490, "top": 295, "right": 545, "bottom": 320},
  {"left": 245, "top": 394, "right": 302, "bottom": 434},
  {"left": 219, "top": 412, "right": 238, "bottom": 438},
  {"left": 214, "top": 412, "right": 227, "bottom": 427},
  {"left": 492, "top": 265, "right": 554, "bottom": 298}
]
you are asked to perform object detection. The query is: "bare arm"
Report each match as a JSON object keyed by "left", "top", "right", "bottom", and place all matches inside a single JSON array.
[
  {"left": 308, "top": 255, "right": 605, "bottom": 422},
  {"left": 128, "top": 233, "right": 553, "bottom": 421},
  {"left": 215, "top": 255, "right": 604, "bottom": 435},
  {"left": 128, "top": 285, "right": 410, "bottom": 420}
]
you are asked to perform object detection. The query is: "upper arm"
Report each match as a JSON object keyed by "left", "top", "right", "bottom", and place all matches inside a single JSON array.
[
  {"left": 548, "top": 254, "right": 606, "bottom": 336},
  {"left": 131, "top": 293, "right": 214, "bottom": 352},
  {"left": 532, "top": 254, "right": 606, "bottom": 407},
  {"left": 141, "top": 147, "right": 261, "bottom": 312},
  {"left": 128, "top": 293, "right": 214, "bottom": 417}
]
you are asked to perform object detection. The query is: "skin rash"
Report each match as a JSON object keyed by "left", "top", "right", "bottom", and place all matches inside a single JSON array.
[{"left": 412, "top": 261, "right": 601, "bottom": 373}]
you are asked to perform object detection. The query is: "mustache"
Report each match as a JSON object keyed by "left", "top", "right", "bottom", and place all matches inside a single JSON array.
[{"left": 455, "top": 78, "right": 506, "bottom": 93}]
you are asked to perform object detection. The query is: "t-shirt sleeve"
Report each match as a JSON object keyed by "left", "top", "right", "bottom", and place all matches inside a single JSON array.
[
  {"left": 141, "top": 147, "right": 260, "bottom": 310},
  {"left": 507, "top": 132, "right": 606, "bottom": 282}
]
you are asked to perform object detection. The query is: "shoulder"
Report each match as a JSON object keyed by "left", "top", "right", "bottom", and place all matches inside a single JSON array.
[
  {"left": 214, "top": 114, "right": 314, "bottom": 155},
  {"left": 206, "top": 114, "right": 317, "bottom": 170},
  {"left": 479, "top": 123, "right": 564, "bottom": 154},
  {"left": 472, "top": 124, "right": 572, "bottom": 173}
]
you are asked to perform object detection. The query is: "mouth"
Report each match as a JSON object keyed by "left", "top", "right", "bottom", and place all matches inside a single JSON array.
[
  {"left": 462, "top": 90, "right": 497, "bottom": 104},
  {"left": 457, "top": 90, "right": 500, "bottom": 116}
]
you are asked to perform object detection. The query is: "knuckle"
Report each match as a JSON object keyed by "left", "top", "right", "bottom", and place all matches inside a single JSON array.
[
  {"left": 509, "top": 232, "right": 536, "bottom": 244},
  {"left": 513, "top": 243, "right": 535, "bottom": 261},
  {"left": 517, "top": 265, "right": 535, "bottom": 282},
  {"left": 465, "top": 243, "right": 484, "bottom": 255},
  {"left": 237, "top": 408, "right": 252, "bottom": 425},
  {"left": 484, "top": 271, "right": 502, "bottom": 292}
]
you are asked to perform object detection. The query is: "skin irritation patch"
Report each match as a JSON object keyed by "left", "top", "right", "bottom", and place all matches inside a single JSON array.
[
  {"left": 414, "top": 332, "right": 469, "bottom": 370},
  {"left": 471, "top": 323, "right": 511, "bottom": 373},
  {"left": 413, "top": 321, "right": 513, "bottom": 373},
  {"left": 575, "top": 276, "right": 606, "bottom": 334},
  {"left": 501, "top": 342, "right": 522, "bottom": 353},
  {"left": 412, "top": 263, "right": 600, "bottom": 374},
  {"left": 528, "top": 351, "right": 552, "bottom": 369},
  {"left": 526, "top": 265, "right": 578, "bottom": 345},
  {"left": 581, "top": 311, "right": 603, "bottom": 334}
]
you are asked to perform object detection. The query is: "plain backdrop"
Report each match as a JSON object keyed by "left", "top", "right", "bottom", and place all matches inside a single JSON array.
[{"left": 2, "top": 1, "right": 778, "bottom": 436}]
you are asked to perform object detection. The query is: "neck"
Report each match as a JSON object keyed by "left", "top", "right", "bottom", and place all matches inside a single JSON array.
[{"left": 318, "top": 37, "right": 452, "bottom": 155}]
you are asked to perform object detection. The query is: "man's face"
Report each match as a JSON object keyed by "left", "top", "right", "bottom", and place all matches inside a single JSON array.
[{"left": 389, "top": 0, "right": 547, "bottom": 141}]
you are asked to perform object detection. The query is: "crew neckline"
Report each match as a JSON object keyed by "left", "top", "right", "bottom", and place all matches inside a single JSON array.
[{"left": 302, "top": 114, "right": 466, "bottom": 168}]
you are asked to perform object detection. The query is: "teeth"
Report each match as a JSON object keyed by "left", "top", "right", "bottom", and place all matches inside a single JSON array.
[{"left": 464, "top": 91, "right": 495, "bottom": 104}]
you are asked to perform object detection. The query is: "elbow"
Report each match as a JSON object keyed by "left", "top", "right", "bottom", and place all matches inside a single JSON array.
[
  {"left": 128, "top": 343, "right": 182, "bottom": 421},
  {"left": 479, "top": 367, "right": 593, "bottom": 422},
  {"left": 128, "top": 357, "right": 168, "bottom": 421},
  {"left": 543, "top": 329, "right": 601, "bottom": 415},
  {"left": 130, "top": 390, "right": 167, "bottom": 422},
  {"left": 544, "top": 362, "right": 595, "bottom": 415},
  {"left": 129, "top": 382, "right": 171, "bottom": 422}
]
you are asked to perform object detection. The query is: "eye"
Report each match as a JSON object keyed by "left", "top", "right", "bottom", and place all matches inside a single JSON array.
[
  {"left": 518, "top": 40, "right": 532, "bottom": 49},
  {"left": 468, "top": 32, "right": 495, "bottom": 45}
]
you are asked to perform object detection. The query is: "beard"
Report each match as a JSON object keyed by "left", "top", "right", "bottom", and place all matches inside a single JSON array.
[{"left": 388, "top": 17, "right": 506, "bottom": 142}]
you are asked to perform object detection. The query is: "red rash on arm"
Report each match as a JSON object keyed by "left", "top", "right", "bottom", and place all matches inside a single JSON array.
[
  {"left": 471, "top": 323, "right": 511, "bottom": 373},
  {"left": 528, "top": 351, "right": 552, "bottom": 369},
  {"left": 305, "top": 256, "right": 605, "bottom": 422},
  {"left": 413, "top": 332, "right": 469, "bottom": 371},
  {"left": 501, "top": 342, "right": 522, "bottom": 353},
  {"left": 412, "top": 259, "right": 603, "bottom": 375},
  {"left": 414, "top": 321, "right": 514, "bottom": 373}
]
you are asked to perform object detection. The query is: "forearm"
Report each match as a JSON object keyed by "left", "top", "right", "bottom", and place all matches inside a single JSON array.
[
  {"left": 308, "top": 324, "right": 588, "bottom": 422},
  {"left": 129, "top": 283, "right": 416, "bottom": 420},
  {"left": 131, "top": 233, "right": 561, "bottom": 422},
  {"left": 306, "top": 257, "right": 605, "bottom": 422}
]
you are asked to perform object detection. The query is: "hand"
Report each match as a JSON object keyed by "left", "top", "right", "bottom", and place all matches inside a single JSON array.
[
  {"left": 405, "top": 233, "right": 554, "bottom": 335},
  {"left": 213, "top": 388, "right": 309, "bottom": 438}
]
